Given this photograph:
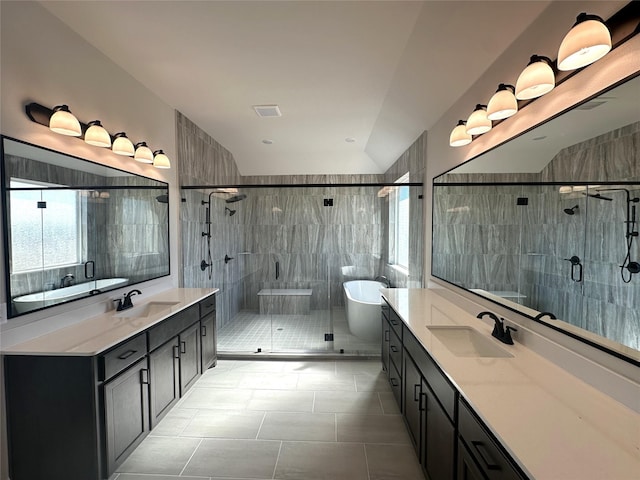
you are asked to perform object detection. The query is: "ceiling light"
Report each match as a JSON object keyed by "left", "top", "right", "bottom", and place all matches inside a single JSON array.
[
  {"left": 253, "top": 105, "right": 281, "bottom": 117},
  {"left": 134, "top": 142, "right": 154, "bottom": 163},
  {"left": 153, "top": 150, "right": 171, "bottom": 169},
  {"left": 112, "top": 132, "right": 135, "bottom": 156},
  {"left": 262, "top": 139, "right": 273, "bottom": 145},
  {"left": 487, "top": 84, "right": 518, "bottom": 120},
  {"left": 449, "top": 120, "right": 472, "bottom": 147},
  {"left": 84, "top": 120, "right": 111, "bottom": 147},
  {"left": 515, "top": 55, "right": 555, "bottom": 100},
  {"left": 49, "top": 105, "right": 81, "bottom": 136},
  {"left": 558, "top": 13, "right": 611, "bottom": 71},
  {"left": 345, "top": 137, "right": 356, "bottom": 143},
  {"left": 466, "top": 105, "right": 492, "bottom": 135}
]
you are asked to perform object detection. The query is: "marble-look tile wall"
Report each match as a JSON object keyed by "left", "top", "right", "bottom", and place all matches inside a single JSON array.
[{"left": 432, "top": 122, "right": 640, "bottom": 350}]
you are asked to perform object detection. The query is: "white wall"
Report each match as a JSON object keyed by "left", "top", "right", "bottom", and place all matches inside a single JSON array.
[
  {"left": 0, "top": 2, "right": 179, "bottom": 478},
  {"left": 423, "top": 1, "right": 639, "bottom": 399}
]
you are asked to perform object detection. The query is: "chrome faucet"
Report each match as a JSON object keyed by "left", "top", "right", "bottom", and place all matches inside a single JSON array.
[
  {"left": 115, "top": 289, "right": 142, "bottom": 311},
  {"left": 375, "top": 275, "right": 392, "bottom": 288},
  {"left": 60, "top": 273, "right": 74, "bottom": 288},
  {"left": 477, "top": 311, "right": 517, "bottom": 345}
]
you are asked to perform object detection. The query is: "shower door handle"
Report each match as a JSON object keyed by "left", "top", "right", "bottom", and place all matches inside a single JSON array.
[
  {"left": 564, "top": 256, "right": 583, "bottom": 282},
  {"left": 275, "top": 261, "right": 280, "bottom": 280}
]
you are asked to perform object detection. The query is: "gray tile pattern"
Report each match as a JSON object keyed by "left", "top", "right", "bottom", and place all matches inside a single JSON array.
[{"left": 111, "top": 359, "right": 423, "bottom": 480}]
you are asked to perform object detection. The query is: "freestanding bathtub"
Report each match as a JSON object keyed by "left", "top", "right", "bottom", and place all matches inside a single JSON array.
[{"left": 343, "top": 280, "right": 386, "bottom": 342}]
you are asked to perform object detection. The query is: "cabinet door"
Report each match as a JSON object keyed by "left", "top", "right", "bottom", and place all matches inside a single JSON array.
[
  {"left": 179, "top": 322, "right": 202, "bottom": 395},
  {"left": 424, "top": 380, "right": 455, "bottom": 480},
  {"left": 201, "top": 312, "right": 217, "bottom": 370},
  {"left": 104, "top": 358, "right": 150, "bottom": 476},
  {"left": 149, "top": 337, "right": 180, "bottom": 428},
  {"left": 382, "top": 316, "right": 390, "bottom": 373},
  {"left": 403, "top": 353, "right": 422, "bottom": 455},
  {"left": 458, "top": 438, "right": 487, "bottom": 480}
]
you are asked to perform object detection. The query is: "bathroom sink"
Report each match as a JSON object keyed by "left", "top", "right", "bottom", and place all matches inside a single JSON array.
[
  {"left": 114, "top": 301, "right": 180, "bottom": 319},
  {"left": 426, "top": 326, "right": 513, "bottom": 358}
]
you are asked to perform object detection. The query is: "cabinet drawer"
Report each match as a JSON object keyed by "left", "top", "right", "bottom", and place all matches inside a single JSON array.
[
  {"left": 404, "top": 328, "right": 456, "bottom": 422},
  {"left": 148, "top": 304, "right": 199, "bottom": 351},
  {"left": 459, "top": 399, "right": 527, "bottom": 480},
  {"left": 199, "top": 294, "right": 216, "bottom": 318},
  {"left": 388, "top": 306, "right": 403, "bottom": 338},
  {"left": 100, "top": 333, "right": 147, "bottom": 381},
  {"left": 389, "top": 326, "right": 402, "bottom": 372},
  {"left": 389, "top": 360, "right": 402, "bottom": 408},
  {"left": 381, "top": 301, "right": 390, "bottom": 322}
]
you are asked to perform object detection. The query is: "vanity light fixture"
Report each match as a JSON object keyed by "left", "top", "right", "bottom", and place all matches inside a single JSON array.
[
  {"left": 84, "top": 120, "right": 111, "bottom": 148},
  {"left": 49, "top": 105, "right": 82, "bottom": 136},
  {"left": 465, "top": 105, "right": 492, "bottom": 135},
  {"left": 515, "top": 55, "right": 555, "bottom": 100},
  {"left": 449, "top": 120, "right": 472, "bottom": 147},
  {"left": 487, "top": 84, "right": 518, "bottom": 120},
  {"left": 112, "top": 132, "right": 135, "bottom": 156},
  {"left": 557, "top": 13, "right": 611, "bottom": 71},
  {"left": 153, "top": 150, "right": 171, "bottom": 169},
  {"left": 134, "top": 142, "right": 154, "bottom": 163}
]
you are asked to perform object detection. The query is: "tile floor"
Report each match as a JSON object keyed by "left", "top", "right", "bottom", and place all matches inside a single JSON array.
[
  {"left": 217, "top": 308, "right": 380, "bottom": 355},
  {"left": 110, "top": 359, "right": 424, "bottom": 480}
]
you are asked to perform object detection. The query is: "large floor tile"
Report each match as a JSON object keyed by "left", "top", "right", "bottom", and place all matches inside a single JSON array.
[
  {"left": 178, "top": 387, "right": 253, "bottom": 410},
  {"left": 258, "top": 412, "right": 336, "bottom": 441},
  {"left": 296, "top": 372, "right": 357, "bottom": 391},
  {"left": 336, "top": 360, "right": 384, "bottom": 375},
  {"left": 355, "top": 371, "right": 393, "bottom": 392},
  {"left": 274, "top": 441, "right": 368, "bottom": 480},
  {"left": 116, "top": 436, "right": 201, "bottom": 475},
  {"left": 337, "top": 413, "right": 411, "bottom": 444},
  {"left": 151, "top": 408, "right": 197, "bottom": 436},
  {"left": 280, "top": 360, "right": 337, "bottom": 374},
  {"left": 196, "top": 368, "right": 243, "bottom": 388},
  {"left": 366, "top": 444, "right": 425, "bottom": 480},
  {"left": 182, "top": 438, "right": 281, "bottom": 478},
  {"left": 116, "top": 475, "right": 208, "bottom": 480},
  {"left": 313, "top": 390, "right": 383, "bottom": 414},
  {"left": 237, "top": 372, "right": 300, "bottom": 390},
  {"left": 248, "top": 389, "right": 314, "bottom": 412},
  {"left": 378, "top": 391, "right": 401, "bottom": 414},
  {"left": 180, "top": 410, "right": 266, "bottom": 438}
]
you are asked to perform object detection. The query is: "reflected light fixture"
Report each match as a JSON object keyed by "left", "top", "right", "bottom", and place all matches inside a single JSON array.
[
  {"left": 515, "top": 55, "right": 555, "bottom": 100},
  {"left": 134, "top": 142, "right": 154, "bottom": 163},
  {"left": 449, "top": 120, "right": 472, "bottom": 147},
  {"left": 557, "top": 13, "right": 611, "bottom": 71},
  {"left": 487, "top": 84, "right": 518, "bottom": 120},
  {"left": 84, "top": 120, "right": 111, "bottom": 147},
  {"left": 465, "top": 105, "right": 492, "bottom": 135},
  {"left": 112, "top": 132, "right": 135, "bottom": 156},
  {"left": 49, "top": 105, "right": 81, "bottom": 136},
  {"left": 153, "top": 150, "right": 171, "bottom": 169}
]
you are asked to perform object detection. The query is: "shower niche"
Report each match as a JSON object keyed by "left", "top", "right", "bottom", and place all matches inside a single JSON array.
[{"left": 432, "top": 75, "right": 640, "bottom": 362}]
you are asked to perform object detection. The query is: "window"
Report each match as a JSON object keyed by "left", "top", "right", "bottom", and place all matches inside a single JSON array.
[
  {"left": 389, "top": 173, "right": 410, "bottom": 270},
  {"left": 10, "top": 180, "right": 81, "bottom": 272}
]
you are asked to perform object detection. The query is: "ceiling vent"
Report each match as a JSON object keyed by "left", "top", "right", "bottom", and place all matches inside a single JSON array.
[
  {"left": 576, "top": 99, "right": 610, "bottom": 111},
  {"left": 253, "top": 105, "right": 282, "bottom": 118}
]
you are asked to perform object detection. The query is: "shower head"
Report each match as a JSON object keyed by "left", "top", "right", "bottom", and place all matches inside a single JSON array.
[
  {"left": 225, "top": 194, "right": 247, "bottom": 203},
  {"left": 225, "top": 207, "right": 236, "bottom": 216},
  {"left": 564, "top": 205, "right": 579, "bottom": 215}
]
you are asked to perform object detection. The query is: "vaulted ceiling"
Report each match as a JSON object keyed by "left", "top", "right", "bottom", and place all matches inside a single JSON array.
[{"left": 42, "top": 1, "right": 553, "bottom": 175}]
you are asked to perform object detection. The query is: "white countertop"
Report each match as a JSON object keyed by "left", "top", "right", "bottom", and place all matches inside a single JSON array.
[
  {"left": 1, "top": 288, "right": 217, "bottom": 356},
  {"left": 382, "top": 288, "right": 640, "bottom": 480}
]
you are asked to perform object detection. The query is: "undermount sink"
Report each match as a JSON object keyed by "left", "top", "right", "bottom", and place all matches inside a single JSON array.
[
  {"left": 113, "top": 301, "right": 180, "bottom": 319},
  {"left": 426, "top": 325, "right": 513, "bottom": 358}
]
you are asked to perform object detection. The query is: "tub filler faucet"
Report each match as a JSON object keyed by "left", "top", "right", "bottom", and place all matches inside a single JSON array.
[
  {"left": 60, "top": 273, "right": 74, "bottom": 288},
  {"left": 375, "top": 275, "right": 392, "bottom": 288}
]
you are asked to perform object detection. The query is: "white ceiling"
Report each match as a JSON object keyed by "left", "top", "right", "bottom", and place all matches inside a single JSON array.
[{"left": 41, "top": 1, "right": 552, "bottom": 176}]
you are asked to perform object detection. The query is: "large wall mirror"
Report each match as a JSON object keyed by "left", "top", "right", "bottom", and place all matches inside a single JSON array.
[
  {"left": 433, "top": 73, "right": 640, "bottom": 365},
  {"left": 1, "top": 137, "right": 170, "bottom": 318}
]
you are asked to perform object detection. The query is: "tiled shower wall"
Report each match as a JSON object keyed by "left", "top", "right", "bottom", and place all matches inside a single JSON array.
[{"left": 433, "top": 122, "right": 640, "bottom": 349}]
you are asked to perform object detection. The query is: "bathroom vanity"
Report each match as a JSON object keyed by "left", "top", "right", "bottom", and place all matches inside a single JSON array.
[
  {"left": 381, "top": 288, "right": 639, "bottom": 480},
  {"left": 2, "top": 288, "right": 217, "bottom": 480}
]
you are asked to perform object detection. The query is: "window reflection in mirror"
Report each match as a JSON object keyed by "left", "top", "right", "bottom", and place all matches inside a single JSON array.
[
  {"left": 432, "top": 75, "right": 640, "bottom": 364},
  {"left": 1, "top": 137, "right": 170, "bottom": 318}
]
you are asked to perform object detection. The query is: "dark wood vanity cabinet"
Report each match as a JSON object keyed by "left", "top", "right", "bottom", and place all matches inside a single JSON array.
[{"left": 200, "top": 295, "right": 217, "bottom": 370}]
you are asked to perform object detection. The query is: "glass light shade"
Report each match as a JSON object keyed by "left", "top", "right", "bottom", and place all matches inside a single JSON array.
[
  {"left": 557, "top": 14, "right": 611, "bottom": 71},
  {"left": 49, "top": 105, "right": 81, "bottom": 136},
  {"left": 487, "top": 84, "right": 518, "bottom": 120},
  {"left": 134, "top": 142, "right": 154, "bottom": 163},
  {"left": 153, "top": 150, "right": 171, "bottom": 169},
  {"left": 112, "top": 132, "right": 135, "bottom": 156},
  {"left": 84, "top": 121, "right": 111, "bottom": 147},
  {"left": 449, "top": 121, "right": 472, "bottom": 147},
  {"left": 515, "top": 56, "right": 555, "bottom": 100},
  {"left": 465, "top": 105, "right": 491, "bottom": 135}
]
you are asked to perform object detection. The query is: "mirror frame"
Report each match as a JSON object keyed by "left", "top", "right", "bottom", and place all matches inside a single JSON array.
[{"left": 1, "top": 135, "right": 171, "bottom": 318}]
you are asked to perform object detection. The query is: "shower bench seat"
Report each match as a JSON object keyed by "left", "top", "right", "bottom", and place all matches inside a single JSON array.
[{"left": 258, "top": 288, "right": 312, "bottom": 315}]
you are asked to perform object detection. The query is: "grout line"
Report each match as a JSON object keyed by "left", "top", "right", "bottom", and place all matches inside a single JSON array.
[
  {"left": 255, "top": 411, "right": 268, "bottom": 439},
  {"left": 178, "top": 437, "right": 204, "bottom": 477},
  {"left": 363, "top": 442, "right": 372, "bottom": 480},
  {"left": 334, "top": 413, "right": 338, "bottom": 442},
  {"left": 271, "top": 441, "right": 284, "bottom": 479},
  {"left": 311, "top": 391, "right": 316, "bottom": 413}
]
